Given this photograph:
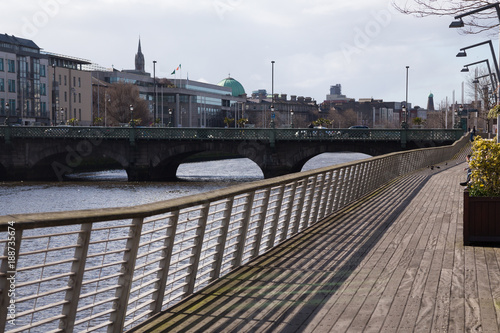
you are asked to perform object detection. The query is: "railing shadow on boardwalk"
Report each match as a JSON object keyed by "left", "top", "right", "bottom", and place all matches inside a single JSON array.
[{"left": 129, "top": 158, "right": 467, "bottom": 333}]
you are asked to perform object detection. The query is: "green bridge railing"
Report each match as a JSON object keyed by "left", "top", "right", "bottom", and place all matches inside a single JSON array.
[{"left": 0, "top": 126, "right": 464, "bottom": 145}]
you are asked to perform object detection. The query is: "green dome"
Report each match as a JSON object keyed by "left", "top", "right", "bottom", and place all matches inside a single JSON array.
[
  {"left": 217, "top": 76, "right": 245, "bottom": 97},
  {"left": 429, "top": 92, "right": 434, "bottom": 98}
]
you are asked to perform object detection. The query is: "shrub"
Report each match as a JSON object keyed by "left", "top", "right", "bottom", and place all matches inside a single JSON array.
[{"left": 468, "top": 137, "right": 500, "bottom": 197}]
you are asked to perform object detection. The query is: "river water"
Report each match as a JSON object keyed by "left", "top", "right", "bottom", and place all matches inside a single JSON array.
[{"left": 0, "top": 152, "right": 370, "bottom": 215}]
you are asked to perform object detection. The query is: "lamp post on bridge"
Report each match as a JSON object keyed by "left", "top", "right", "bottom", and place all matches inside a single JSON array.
[
  {"left": 4, "top": 102, "right": 9, "bottom": 126},
  {"left": 270, "top": 60, "right": 275, "bottom": 129},
  {"left": 130, "top": 104, "right": 134, "bottom": 127}
]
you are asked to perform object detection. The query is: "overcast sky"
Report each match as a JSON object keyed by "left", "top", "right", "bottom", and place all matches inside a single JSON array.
[{"left": 2, "top": 0, "right": 498, "bottom": 108}]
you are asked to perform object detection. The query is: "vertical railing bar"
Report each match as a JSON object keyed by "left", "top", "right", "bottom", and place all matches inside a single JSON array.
[
  {"left": 108, "top": 217, "right": 144, "bottom": 333},
  {"left": 354, "top": 163, "right": 364, "bottom": 199},
  {"left": 150, "top": 210, "right": 179, "bottom": 315},
  {"left": 233, "top": 191, "right": 256, "bottom": 267},
  {"left": 280, "top": 182, "right": 297, "bottom": 242},
  {"left": 326, "top": 170, "right": 338, "bottom": 215},
  {"left": 338, "top": 167, "right": 349, "bottom": 209},
  {"left": 266, "top": 185, "right": 285, "bottom": 248},
  {"left": 0, "top": 228, "right": 22, "bottom": 333},
  {"left": 332, "top": 168, "right": 343, "bottom": 212},
  {"left": 302, "top": 175, "right": 318, "bottom": 228},
  {"left": 184, "top": 203, "right": 210, "bottom": 296},
  {"left": 319, "top": 170, "right": 333, "bottom": 219},
  {"left": 292, "top": 179, "right": 307, "bottom": 234},
  {"left": 250, "top": 189, "right": 269, "bottom": 259},
  {"left": 210, "top": 198, "right": 234, "bottom": 281},
  {"left": 309, "top": 173, "right": 324, "bottom": 224},
  {"left": 59, "top": 223, "right": 93, "bottom": 332}
]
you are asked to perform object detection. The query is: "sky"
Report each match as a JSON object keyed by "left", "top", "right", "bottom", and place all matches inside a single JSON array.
[{"left": 2, "top": 0, "right": 498, "bottom": 108}]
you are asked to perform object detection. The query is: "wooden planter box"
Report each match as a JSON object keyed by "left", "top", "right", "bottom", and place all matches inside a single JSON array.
[{"left": 463, "top": 190, "right": 500, "bottom": 246}]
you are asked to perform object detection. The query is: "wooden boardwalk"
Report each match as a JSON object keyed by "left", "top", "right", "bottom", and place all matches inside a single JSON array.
[{"left": 130, "top": 154, "right": 500, "bottom": 333}]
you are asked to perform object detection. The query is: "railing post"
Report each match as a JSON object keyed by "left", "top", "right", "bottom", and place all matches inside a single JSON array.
[
  {"left": 279, "top": 182, "right": 297, "bottom": 242},
  {"left": 59, "top": 223, "right": 93, "bottom": 332},
  {"left": 210, "top": 199, "right": 234, "bottom": 280},
  {"left": 325, "top": 170, "right": 338, "bottom": 215},
  {"left": 293, "top": 180, "right": 307, "bottom": 234},
  {"left": 150, "top": 211, "right": 179, "bottom": 315},
  {"left": 301, "top": 176, "right": 318, "bottom": 228},
  {"left": 309, "top": 174, "right": 324, "bottom": 224},
  {"left": 184, "top": 203, "right": 210, "bottom": 296},
  {"left": 0, "top": 228, "right": 22, "bottom": 333},
  {"left": 251, "top": 190, "right": 270, "bottom": 258},
  {"left": 129, "top": 127, "right": 135, "bottom": 145},
  {"left": 108, "top": 217, "right": 144, "bottom": 333},
  {"left": 233, "top": 191, "right": 256, "bottom": 267},
  {"left": 318, "top": 171, "right": 334, "bottom": 219},
  {"left": 4, "top": 126, "right": 10, "bottom": 144},
  {"left": 266, "top": 185, "right": 285, "bottom": 248}
]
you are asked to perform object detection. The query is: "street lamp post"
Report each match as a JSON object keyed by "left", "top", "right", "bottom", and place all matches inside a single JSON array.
[
  {"left": 153, "top": 60, "right": 157, "bottom": 126},
  {"left": 4, "top": 102, "right": 9, "bottom": 126},
  {"left": 290, "top": 109, "right": 294, "bottom": 128},
  {"left": 168, "top": 108, "right": 172, "bottom": 127},
  {"left": 130, "top": 104, "right": 134, "bottom": 127},
  {"left": 460, "top": 59, "right": 497, "bottom": 104},
  {"left": 405, "top": 65, "right": 409, "bottom": 125},
  {"left": 270, "top": 60, "right": 275, "bottom": 128}
]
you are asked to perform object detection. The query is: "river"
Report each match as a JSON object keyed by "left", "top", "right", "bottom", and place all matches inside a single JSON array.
[{"left": 0, "top": 152, "right": 370, "bottom": 215}]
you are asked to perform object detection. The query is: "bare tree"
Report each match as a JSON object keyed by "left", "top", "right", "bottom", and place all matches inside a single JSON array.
[
  {"left": 106, "top": 83, "right": 150, "bottom": 126},
  {"left": 393, "top": 0, "right": 500, "bottom": 35}
]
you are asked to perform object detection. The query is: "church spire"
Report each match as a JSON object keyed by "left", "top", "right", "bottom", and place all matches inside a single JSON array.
[{"left": 135, "top": 37, "right": 145, "bottom": 72}]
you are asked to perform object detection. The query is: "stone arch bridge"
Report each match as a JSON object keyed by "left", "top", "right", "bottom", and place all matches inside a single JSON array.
[{"left": 0, "top": 126, "right": 463, "bottom": 181}]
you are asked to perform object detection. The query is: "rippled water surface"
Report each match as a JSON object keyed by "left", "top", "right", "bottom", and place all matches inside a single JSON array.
[{"left": 0, "top": 152, "right": 370, "bottom": 215}]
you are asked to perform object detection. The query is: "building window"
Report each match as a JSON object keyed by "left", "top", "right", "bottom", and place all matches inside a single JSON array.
[
  {"left": 0, "top": 98, "right": 4, "bottom": 115},
  {"left": 64, "top": 91, "right": 67, "bottom": 102},
  {"left": 40, "top": 65, "right": 46, "bottom": 77},
  {"left": 78, "top": 93, "right": 81, "bottom": 103},
  {"left": 79, "top": 108, "right": 81, "bottom": 120},
  {"left": 8, "top": 79, "right": 15, "bottom": 93},
  {"left": 0, "top": 58, "right": 3, "bottom": 71},
  {"left": 41, "top": 83, "right": 46, "bottom": 96},
  {"left": 41, "top": 102, "right": 47, "bottom": 116},
  {"left": 0, "top": 78, "right": 4, "bottom": 92},
  {"left": 7, "top": 59, "right": 15, "bottom": 73},
  {"left": 8, "top": 100, "right": 15, "bottom": 115},
  {"left": 78, "top": 77, "right": 81, "bottom": 87},
  {"left": 73, "top": 93, "right": 76, "bottom": 103},
  {"left": 59, "top": 75, "right": 61, "bottom": 85},
  {"left": 64, "top": 75, "right": 67, "bottom": 86},
  {"left": 73, "top": 77, "right": 76, "bottom": 87}
]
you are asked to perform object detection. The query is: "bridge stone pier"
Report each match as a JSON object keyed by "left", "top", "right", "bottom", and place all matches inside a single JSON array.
[{"left": 0, "top": 126, "right": 463, "bottom": 181}]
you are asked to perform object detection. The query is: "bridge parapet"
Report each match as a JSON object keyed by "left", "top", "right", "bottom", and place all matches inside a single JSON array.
[
  {"left": 0, "top": 126, "right": 463, "bottom": 142},
  {"left": 0, "top": 135, "right": 469, "bottom": 332}
]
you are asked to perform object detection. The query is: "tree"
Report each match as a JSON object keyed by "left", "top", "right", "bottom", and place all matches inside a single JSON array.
[
  {"left": 393, "top": 0, "right": 500, "bottom": 35},
  {"left": 106, "top": 83, "right": 150, "bottom": 126}
]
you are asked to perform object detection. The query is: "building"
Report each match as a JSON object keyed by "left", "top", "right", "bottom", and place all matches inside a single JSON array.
[
  {"left": 46, "top": 52, "right": 92, "bottom": 125},
  {"left": 0, "top": 34, "right": 50, "bottom": 125},
  {"left": 245, "top": 90, "right": 319, "bottom": 128}
]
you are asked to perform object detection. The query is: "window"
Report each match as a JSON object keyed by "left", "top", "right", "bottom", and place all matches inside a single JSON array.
[
  {"left": 64, "top": 75, "right": 67, "bottom": 86},
  {"left": 0, "top": 58, "right": 3, "bottom": 71},
  {"left": 8, "top": 79, "right": 15, "bottom": 93},
  {"left": 7, "top": 59, "right": 15, "bottom": 72},
  {"left": 78, "top": 77, "right": 81, "bottom": 87},
  {"left": 64, "top": 91, "right": 67, "bottom": 102},
  {"left": 0, "top": 99, "right": 4, "bottom": 115},
  {"left": 40, "top": 65, "right": 46, "bottom": 77},
  {"left": 58, "top": 75, "right": 61, "bottom": 85},
  {"left": 0, "top": 78, "right": 4, "bottom": 92},
  {"left": 41, "top": 83, "right": 46, "bottom": 96},
  {"left": 73, "top": 93, "right": 76, "bottom": 103},
  {"left": 73, "top": 77, "right": 76, "bottom": 87},
  {"left": 78, "top": 93, "right": 81, "bottom": 103}
]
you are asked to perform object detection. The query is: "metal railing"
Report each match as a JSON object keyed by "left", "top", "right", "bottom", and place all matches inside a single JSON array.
[
  {"left": 0, "top": 135, "right": 469, "bottom": 332},
  {"left": 0, "top": 126, "right": 464, "bottom": 144}
]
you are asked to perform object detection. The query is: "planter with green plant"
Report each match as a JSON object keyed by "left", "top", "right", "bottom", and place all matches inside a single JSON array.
[{"left": 463, "top": 137, "right": 500, "bottom": 245}]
